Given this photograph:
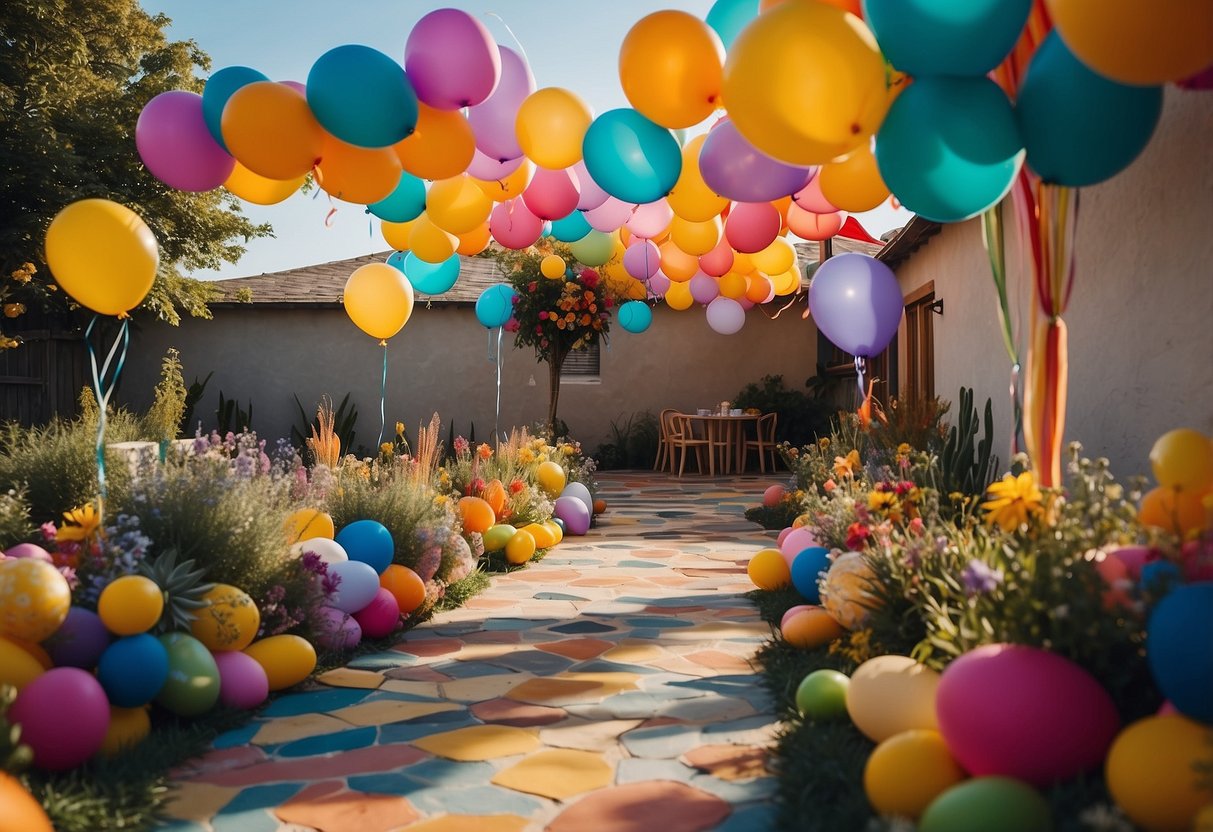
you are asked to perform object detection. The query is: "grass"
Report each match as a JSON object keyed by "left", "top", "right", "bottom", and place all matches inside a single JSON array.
[{"left": 744, "top": 503, "right": 801, "bottom": 531}]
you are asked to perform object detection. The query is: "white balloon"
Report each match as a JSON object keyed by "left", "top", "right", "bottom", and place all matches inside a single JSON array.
[
  {"left": 561, "top": 481, "right": 594, "bottom": 517},
  {"left": 706, "top": 296, "right": 745, "bottom": 335},
  {"left": 290, "top": 537, "right": 348, "bottom": 564}
]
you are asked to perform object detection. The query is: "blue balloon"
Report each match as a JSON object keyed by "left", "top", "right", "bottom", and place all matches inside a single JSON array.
[
  {"left": 307, "top": 45, "right": 418, "bottom": 148},
  {"left": 402, "top": 252, "right": 461, "bottom": 295},
  {"left": 876, "top": 76, "right": 1024, "bottom": 223},
  {"left": 201, "top": 66, "right": 269, "bottom": 151},
  {"left": 97, "top": 634, "right": 169, "bottom": 707},
  {"left": 865, "top": 0, "right": 1032, "bottom": 77},
  {"left": 808, "top": 253, "right": 903, "bottom": 357},
  {"left": 367, "top": 172, "right": 427, "bottom": 222},
  {"left": 790, "top": 546, "right": 831, "bottom": 604},
  {"left": 1016, "top": 33, "right": 1163, "bottom": 188},
  {"left": 705, "top": 0, "right": 760, "bottom": 50},
  {"left": 618, "top": 300, "right": 653, "bottom": 334},
  {"left": 550, "top": 210, "right": 593, "bottom": 242},
  {"left": 335, "top": 519, "right": 395, "bottom": 575},
  {"left": 1141, "top": 560, "right": 1183, "bottom": 597},
  {"left": 1147, "top": 582, "right": 1213, "bottom": 723},
  {"left": 582, "top": 109, "right": 682, "bottom": 205},
  {"left": 475, "top": 283, "right": 517, "bottom": 328}
]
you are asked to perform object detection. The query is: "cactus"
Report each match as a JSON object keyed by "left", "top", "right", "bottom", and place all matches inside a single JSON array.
[{"left": 940, "top": 387, "right": 998, "bottom": 497}]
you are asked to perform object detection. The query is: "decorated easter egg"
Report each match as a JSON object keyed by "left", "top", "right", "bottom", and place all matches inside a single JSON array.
[
  {"left": 864, "top": 728, "right": 965, "bottom": 819},
  {"left": 823, "top": 551, "right": 879, "bottom": 629},
  {"left": 312, "top": 605, "right": 363, "bottom": 651},
  {"left": 156, "top": 632, "right": 221, "bottom": 716},
  {"left": 284, "top": 507, "right": 335, "bottom": 544},
  {"left": 781, "top": 606, "right": 845, "bottom": 649},
  {"left": 795, "top": 669, "right": 850, "bottom": 721},
  {"left": 0, "top": 771, "right": 54, "bottom": 831},
  {"left": 213, "top": 649, "right": 270, "bottom": 710},
  {"left": 97, "top": 574, "right": 163, "bottom": 636},
  {"left": 9, "top": 667, "right": 110, "bottom": 770},
  {"left": 190, "top": 583, "right": 261, "bottom": 652},
  {"left": 335, "top": 519, "right": 395, "bottom": 574},
  {"left": 1147, "top": 582, "right": 1213, "bottom": 723},
  {"left": 748, "top": 547, "right": 791, "bottom": 590},
  {"left": 482, "top": 523, "right": 517, "bottom": 552},
  {"left": 43, "top": 607, "right": 110, "bottom": 668},
  {"left": 847, "top": 654, "right": 941, "bottom": 742},
  {"left": 0, "top": 558, "right": 70, "bottom": 642},
  {"left": 0, "top": 636, "right": 44, "bottom": 691},
  {"left": 97, "top": 633, "right": 169, "bottom": 707},
  {"left": 380, "top": 564, "right": 426, "bottom": 614},
  {"left": 352, "top": 587, "right": 401, "bottom": 638},
  {"left": 536, "top": 460, "right": 567, "bottom": 496},
  {"left": 100, "top": 706, "right": 151, "bottom": 756}
]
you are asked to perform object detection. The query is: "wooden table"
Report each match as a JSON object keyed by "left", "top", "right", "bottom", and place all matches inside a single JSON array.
[{"left": 686, "top": 413, "right": 762, "bottom": 475}]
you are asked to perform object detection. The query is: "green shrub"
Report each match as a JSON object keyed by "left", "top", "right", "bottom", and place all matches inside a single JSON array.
[
  {"left": 733, "top": 374, "right": 834, "bottom": 448},
  {"left": 0, "top": 488, "right": 32, "bottom": 547},
  {"left": 143, "top": 348, "right": 187, "bottom": 443},
  {"left": 594, "top": 410, "right": 659, "bottom": 470}
]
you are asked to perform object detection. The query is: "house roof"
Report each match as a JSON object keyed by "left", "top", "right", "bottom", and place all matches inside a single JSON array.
[{"left": 873, "top": 215, "right": 942, "bottom": 270}]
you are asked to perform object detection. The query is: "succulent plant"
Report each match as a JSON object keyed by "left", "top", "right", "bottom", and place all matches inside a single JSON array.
[{"left": 137, "top": 549, "right": 215, "bottom": 633}]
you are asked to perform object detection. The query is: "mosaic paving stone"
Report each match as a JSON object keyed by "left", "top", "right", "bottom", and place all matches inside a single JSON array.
[
  {"left": 399, "top": 815, "right": 530, "bottom": 832},
  {"left": 193, "top": 744, "right": 427, "bottom": 787},
  {"left": 251, "top": 713, "right": 351, "bottom": 746},
  {"left": 548, "top": 781, "right": 731, "bottom": 832},
  {"left": 439, "top": 673, "right": 533, "bottom": 703},
  {"left": 491, "top": 749, "right": 614, "bottom": 800},
  {"left": 262, "top": 687, "right": 371, "bottom": 717},
  {"left": 397, "top": 758, "right": 499, "bottom": 786},
  {"left": 273, "top": 782, "right": 420, "bottom": 831},
  {"left": 538, "top": 718, "right": 645, "bottom": 751},
  {"left": 161, "top": 782, "right": 240, "bottom": 824},
  {"left": 277, "top": 725, "right": 378, "bottom": 758},
  {"left": 316, "top": 667, "right": 386, "bottom": 689},
  {"left": 681, "top": 745, "right": 769, "bottom": 781},
  {"left": 548, "top": 620, "right": 619, "bottom": 634},
  {"left": 536, "top": 637, "right": 614, "bottom": 660},
  {"left": 405, "top": 784, "right": 545, "bottom": 816},
  {"left": 330, "top": 699, "right": 462, "bottom": 727},
  {"left": 411, "top": 725, "right": 540, "bottom": 761},
  {"left": 470, "top": 698, "right": 567, "bottom": 727}
]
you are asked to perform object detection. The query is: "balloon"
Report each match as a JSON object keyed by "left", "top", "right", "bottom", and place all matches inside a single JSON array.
[
  {"left": 532, "top": 461, "right": 565, "bottom": 497},
  {"left": 468, "top": 149, "right": 524, "bottom": 181},
  {"left": 690, "top": 274, "right": 721, "bottom": 306},
  {"left": 699, "top": 118, "right": 813, "bottom": 202},
  {"left": 325, "top": 559, "right": 381, "bottom": 614},
  {"left": 918, "top": 778, "right": 1051, "bottom": 832},
  {"left": 100, "top": 705, "right": 150, "bottom": 757},
  {"left": 788, "top": 204, "right": 844, "bottom": 241},
  {"left": 582, "top": 109, "right": 681, "bottom": 205},
  {"left": 284, "top": 508, "right": 335, "bottom": 543},
  {"left": 747, "top": 548, "right": 790, "bottom": 589},
  {"left": 670, "top": 216, "right": 722, "bottom": 257},
  {"left": 750, "top": 237, "right": 796, "bottom": 276},
  {"left": 623, "top": 240, "right": 661, "bottom": 279},
  {"left": 550, "top": 210, "right": 593, "bottom": 243},
  {"left": 97, "top": 634, "right": 169, "bottom": 707},
  {"left": 380, "top": 564, "right": 426, "bottom": 614},
  {"left": 619, "top": 11, "right": 725, "bottom": 129},
  {"left": 405, "top": 8, "right": 501, "bottom": 110},
  {"left": 482, "top": 524, "right": 517, "bottom": 552},
  {"left": 475, "top": 159, "right": 535, "bottom": 204},
  {"left": 97, "top": 574, "right": 162, "bottom": 636},
  {"left": 718, "top": 272, "right": 747, "bottom": 299},
  {"left": 393, "top": 104, "right": 476, "bottom": 180},
  {"left": 809, "top": 252, "right": 903, "bottom": 357},
  {"left": 625, "top": 199, "right": 673, "bottom": 239},
  {"left": 474, "top": 283, "right": 517, "bottom": 328},
  {"left": 367, "top": 172, "right": 427, "bottom": 223},
  {"left": 489, "top": 199, "right": 544, "bottom": 249},
  {"left": 864, "top": 0, "right": 1032, "bottom": 77},
  {"left": 583, "top": 197, "right": 636, "bottom": 233},
  {"left": 316, "top": 134, "right": 402, "bottom": 205},
  {"left": 553, "top": 496, "right": 591, "bottom": 536},
  {"left": 1138, "top": 486, "right": 1210, "bottom": 537},
  {"left": 289, "top": 534, "right": 348, "bottom": 566},
  {"left": 243, "top": 634, "right": 316, "bottom": 691},
  {"left": 876, "top": 77, "right": 1024, "bottom": 223},
  {"left": 659, "top": 240, "right": 700, "bottom": 282},
  {"left": 722, "top": 1, "right": 888, "bottom": 165},
  {"left": 698, "top": 238, "right": 735, "bottom": 276},
  {"left": 224, "top": 162, "right": 305, "bottom": 205},
  {"left": 136, "top": 91, "right": 234, "bottom": 192},
  {"left": 155, "top": 633, "right": 220, "bottom": 716},
  {"left": 523, "top": 522, "right": 557, "bottom": 550},
  {"left": 847, "top": 655, "right": 941, "bottom": 742},
  {"left": 402, "top": 252, "right": 461, "bottom": 295},
  {"left": 795, "top": 669, "right": 850, "bottom": 721},
  {"left": 647, "top": 271, "right": 672, "bottom": 297},
  {"left": 568, "top": 229, "right": 616, "bottom": 267},
  {"left": 10, "top": 668, "right": 110, "bottom": 770},
  {"left": 42, "top": 607, "right": 109, "bottom": 669},
  {"left": 781, "top": 606, "right": 845, "bottom": 648},
  {"left": 188, "top": 584, "right": 260, "bottom": 652},
  {"left": 456, "top": 222, "right": 492, "bottom": 256},
  {"left": 820, "top": 145, "right": 889, "bottom": 213},
  {"left": 468, "top": 46, "right": 535, "bottom": 161},
  {"left": 505, "top": 529, "right": 537, "bottom": 565},
  {"left": 706, "top": 0, "right": 760, "bottom": 50},
  {"left": 0, "top": 637, "right": 43, "bottom": 691},
  {"left": 540, "top": 254, "right": 567, "bottom": 279},
  {"left": 668, "top": 135, "right": 729, "bottom": 222},
  {"left": 427, "top": 175, "right": 493, "bottom": 234},
  {"left": 214, "top": 649, "right": 270, "bottom": 710},
  {"left": 1150, "top": 428, "right": 1213, "bottom": 492},
  {"left": 352, "top": 588, "right": 400, "bottom": 638},
  {"left": 201, "top": 65, "right": 268, "bottom": 150},
  {"left": 865, "top": 729, "right": 966, "bottom": 820},
  {"left": 343, "top": 262, "right": 414, "bottom": 340},
  {"left": 724, "top": 201, "right": 781, "bottom": 253},
  {"left": 221, "top": 80, "right": 324, "bottom": 180},
  {"left": 793, "top": 174, "right": 839, "bottom": 214},
  {"left": 44, "top": 199, "right": 158, "bottom": 317},
  {"left": 336, "top": 520, "right": 395, "bottom": 575},
  {"left": 1045, "top": 0, "right": 1213, "bottom": 85},
  {"left": 614, "top": 299, "right": 652, "bottom": 334},
  {"left": 307, "top": 45, "right": 417, "bottom": 148},
  {"left": 1106, "top": 715, "right": 1213, "bottom": 832},
  {"left": 1017, "top": 33, "right": 1163, "bottom": 188},
  {"left": 516, "top": 87, "right": 593, "bottom": 170},
  {"left": 744, "top": 273, "right": 774, "bottom": 304},
  {"left": 1147, "top": 583, "right": 1213, "bottom": 723},
  {"left": 790, "top": 546, "right": 831, "bottom": 602},
  {"left": 571, "top": 159, "right": 611, "bottom": 211},
  {"left": 409, "top": 214, "right": 459, "bottom": 263},
  {"left": 522, "top": 166, "right": 581, "bottom": 221}
]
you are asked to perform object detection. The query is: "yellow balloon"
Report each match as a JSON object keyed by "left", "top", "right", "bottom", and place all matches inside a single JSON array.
[
  {"left": 536, "top": 460, "right": 567, "bottom": 496},
  {"left": 731, "top": 250, "right": 754, "bottom": 275},
  {"left": 515, "top": 88, "right": 593, "bottom": 170},
  {"left": 522, "top": 522, "right": 557, "bottom": 549},
  {"left": 864, "top": 729, "right": 965, "bottom": 820},
  {"left": 1150, "top": 428, "right": 1213, "bottom": 492},
  {"left": 190, "top": 584, "right": 261, "bottom": 652},
  {"left": 243, "top": 634, "right": 316, "bottom": 692},
  {"left": 619, "top": 11, "right": 726, "bottom": 129},
  {"left": 719, "top": 272, "right": 747, "bottom": 299},
  {"left": 747, "top": 548, "right": 790, "bottom": 590},
  {"left": 409, "top": 214, "right": 459, "bottom": 264},
  {"left": 221, "top": 81, "right": 323, "bottom": 180},
  {"left": 1046, "top": 0, "right": 1213, "bottom": 85},
  {"left": 473, "top": 160, "right": 535, "bottom": 203},
  {"left": 543, "top": 520, "right": 564, "bottom": 546},
  {"left": 846, "top": 655, "right": 940, "bottom": 742},
  {"left": 426, "top": 175, "right": 493, "bottom": 235},
  {"left": 381, "top": 218, "right": 419, "bottom": 252},
  {"left": 394, "top": 103, "right": 476, "bottom": 181},
  {"left": 97, "top": 574, "right": 163, "bottom": 636},
  {"left": 0, "top": 636, "right": 44, "bottom": 691},
  {"left": 541, "top": 254, "right": 567, "bottom": 279},
  {"left": 660, "top": 239, "right": 700, "bottom": 282},
  {"left": 456, "top": 222, "right": 492, "bottom": 256},
  {"left": 665, "top": 280, "right": 694, "bottom": 310},
  {"left": 1106, "top": 715, "right": 1213, "bottom": 832},
  {"left": 224, "top": 162, "right": 305, "bottom": 205},
  {"left": 505, "top": 529, "right": 537, "bottom": 565},
  {"left": 45, "top": 199, "right": 159, "bottom": 316},
  {"left": 284, "top": 508, "right": 335, "bottom": 544},
  {"left": 670, "top": 215, "right": 722, "bottom": 256},
  {"left": 771, "top": 266, "right": 802, "bottom": 296},
  {"left": 750, "top": 237, "right": 797, "bottom": 275},
  {"left": 722, "top": 1, "right": 888, "bottom": 165},
  {"left": 343, "top": 262, "right": 414, "bottom": 340},
  {"left": 316, "top": 133, "right": 402, "bottom": 205},
  {"left": 667, "top": 134, "right": 729, "bottom": 222},
  {"left": 819, "top": 145, "right": 889, "bottom": 213},
  {"left": 100, "top": 706, "right": 151, "bottom": 757}
]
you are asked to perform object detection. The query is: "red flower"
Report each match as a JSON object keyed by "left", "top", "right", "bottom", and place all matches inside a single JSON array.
[
  {"left": 846, "top": 522, "right": 871, "bottom": 550},
  {"left": 527, "top": 281, "right": 538, "bottom": 292},
  {"left": 509, "top": 478, "right": 525, "bottom": 494},
  {"left": 538, "top": 311, "right": 548, "bottom": 320}
]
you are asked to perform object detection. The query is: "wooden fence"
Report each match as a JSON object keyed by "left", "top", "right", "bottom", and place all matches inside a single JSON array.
[{"left": 0, "top": 315, "right": 87, "bottom": 425}]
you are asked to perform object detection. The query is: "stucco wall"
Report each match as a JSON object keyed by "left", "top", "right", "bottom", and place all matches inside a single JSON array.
[
  {"left": 894, "top": 87, "right": 1213, "bottom": 479},
  {"left": 119, "top": 301, "right": 818, "bottom": 455}
]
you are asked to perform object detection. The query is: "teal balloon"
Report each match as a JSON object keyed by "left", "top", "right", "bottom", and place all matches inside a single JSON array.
[
  {"left": 202, "top": 66, "right": 269, "bottom": 151},
  {"left": 919, "top": 777, "right": 1051, "bottom": 832},
  {"left": 568, "top": 230, "right": 615, "bottom": 267},
  {"left": 550, "top": 210, "right": 592, "bottom": 242},
  {"left": 876, "top": 76, "right": 1024, "bottom": 223},
  {"left": 706, "top": 0, "right": 760, "bottom": 50},
  {"left": 864, "top": 0, "right": 1032, "bottom": 77},
  {"left": 156, "top": 633, "right": 220, "bottom": 717},
  {"left": 582, "top": 109, "right": 682, "bottom": 205},
  {"left": 307, "top": 45, "right": 418, "bottom": 148},
  {"left": 1016, "top": 32, "right": 1163, "bottom": 187},
  {"left": 618, "top": 300, "right": 652, "bottom": 333},
  {"left": 475, "top": 283, "right": 517, "bottom": 328},
  {"left": 402, "top": 252, "right": 460, "bottom": 295},
  {"left": 367, "top": 172, "right": 426, "bottom": 222}
]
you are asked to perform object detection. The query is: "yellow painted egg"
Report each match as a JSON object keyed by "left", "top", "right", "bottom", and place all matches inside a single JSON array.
[
  {"left": 243, "top": 634, "right": 316, "bottom": 691},
  {"left": 100, "top": 706, "right": 151, "bottom": 757},
  {"left": 190, "top": 583, "right": 261, "bottom": 652},
  {"left": 97, "top": 575, "right": 164, "bottom": 636},
  {"left": 0, "top": 559, "right": 71, "bottom": 642}
]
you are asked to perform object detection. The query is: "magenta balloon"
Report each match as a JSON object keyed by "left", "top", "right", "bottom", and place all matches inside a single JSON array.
[
  {"left": 706, "top": 296, "right": 746, "bottom": 334},
  {"left": 583, "top": 196, "right": 635, "bottom": 232},
  {"left": 699, "top": 118, "right": 815, "bottom": 202},
  {"left": 625, "top": 199, "right": 673, "bottom": 239},
  {"left": 572, "top": 160, "right": 611, "bottom": 211},
  {"left": 623, "top": 240, "right": 661, "bottom": 279},
  {"left": 467, "top": 45, "right": 534, "bottom": 161},
  {"left": 648, "top": 271, "right": 671, "bottom": 297},
  {"left": 699, "top": 238, "right": 736, "bottom": 276},
  {"left": 689, "top": 272, "right": 721, "bottom": 305},
  {"left": 467, "top": 148, "right": 524, "bottom": 180},
  {"left": 10, "top": 668, "right": 109, "bottom": 770},
  {"left": 405, "top": 9, "right": 501, "bottom": 110},
  {"left": 214, "top": 650, "right": 269, "bottom": 709},
  {"left": 738, "top": 296, "right": 756, "bottom": 310},
  {"left": 136, "top": 90, "right": 234, "bottom": 192},
  {"left": 490, "top": 198, "right": 544, "bottom": 249},
  {"left": 793, "top": 174, "right": 838, "bottom": 214},
  {"left": 521, "top": 166, "right": 581, "bottom": 220},
  {"left": 352, "top": 588, "right": 401, "bottom": 638},
  {"left": 724, "top": 202, "right": 781, "bottom": 253}
]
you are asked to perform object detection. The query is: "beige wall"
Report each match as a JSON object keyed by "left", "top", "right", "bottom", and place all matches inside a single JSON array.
[
  {"left": 894, "top": 87, "right": 1213, "bottom": 479},
  {"left": 119, "top": 301, "right": 818, "bottom": 455}
]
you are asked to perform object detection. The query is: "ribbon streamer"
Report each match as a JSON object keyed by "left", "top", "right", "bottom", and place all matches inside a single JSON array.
[
  {"left": 981, "top": 200, "right": 1025, "bottom": 456},
  {"left": 493, "top": 326, "right": 505, "bottom": 442},
  {"left": 85, "top": 315, "right": 131, "bottom": 519},
  {"left": 377, "top": 340, "right": 388, "bottom": 449}
]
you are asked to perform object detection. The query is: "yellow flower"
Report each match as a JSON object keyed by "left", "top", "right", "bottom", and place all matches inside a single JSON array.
[
  {"left": 560, "top": 443, "right": 575, "bottom": 456},
  {"left": 818, "top": 437, "right": 830, "bottom": 449},
  {"left": 833, "top": 449, "right": 861, "bottom": 479},
  {"left": 867, "top": 491, "right": 898, "bottom": 512},
  {"left": 380, "top": 442, "right": 393, "bottom": 455},
  {"left": 981, "top": 471, "right": 1044, "bottom": 532},
  {"left": 57, "top": 503, "right": 101, "bottom": 542},
  {"left": 518, "top": 447, "right": 535, "bottom": 464},
  {"left": 434, "top": 494, "right": 449, "bottom": 506},
  {"left": 4, "top": 303, "right": 25, "bottom": 318},
  {"left": 395, "top": 422, "right": 405, "bottom": 437},
  {"left": 897, "top": 443, "right": 912, "bottom": 456}
]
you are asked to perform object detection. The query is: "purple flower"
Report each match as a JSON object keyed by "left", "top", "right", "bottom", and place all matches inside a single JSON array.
[
  {"left": 320, "top": 570, "right": 342, "bottom": 596},
  {"left": 40, "top": 521, "right": 57, "bottom": 542},
  {"left": 301, "top": 552, "right": 328, "bottom": 576},
  {"left": 962, "top": 559, "right": 1003, "bottom": 595}
]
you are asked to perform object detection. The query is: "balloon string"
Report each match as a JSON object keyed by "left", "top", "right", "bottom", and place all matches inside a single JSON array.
[
  {"left": 485, "top": 12, "right": 531, "bottom": 67},
  {"left": 377, "top": 341, "right": 388, "bottom": 449},
  {"left": 1009, "top": 362, "right": 1023, "bottom": 458},
  {"left": 85, "top": 315, "right": 130, "bottom": 523},
  {"left": 853, "top": 355, "right": 866, "bottom": 401},
  {"left": 494, "top": 326, "right": 504, "bottom": 442}
]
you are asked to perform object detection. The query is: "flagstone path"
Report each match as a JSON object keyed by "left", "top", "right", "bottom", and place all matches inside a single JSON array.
[{"left": 159, "top": 471, "right": 787, "bottom": 832}]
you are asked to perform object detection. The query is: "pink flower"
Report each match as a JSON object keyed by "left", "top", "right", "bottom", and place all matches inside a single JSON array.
[{"left": 908, "top": 517, "right": 925, "bottom": 536}]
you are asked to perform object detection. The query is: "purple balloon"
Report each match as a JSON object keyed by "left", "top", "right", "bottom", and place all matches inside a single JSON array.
[
  {"left": 554, "top": 496, "right": 591, "bottom": 536},
  {"left": 327, "top": 559, "right": 380, "bottom": 614},
  {"left": 583, "top": 196, "right": 635, "bottom": 232},
  {"left": 136, "top": 90, "right": 235, "bottom": 192},
  {"left": 699, "top": 118, "right": 814, "bottom": 202},
  {"left": 522, "top": 166, "right": 581, "bottom": 221},
  {"left": 43, "top": 607, "right": 111, "bottom": 669},
  {"left": 706, "top": 296, "right": 746, "bottom": 335},
  {"left": 648, "top": 271, "right": 671, "bottom": 297},
  {"left": 624, "top": 240, "right": 661, "bottom": 279},
  {"left": 214, "top": 649, "right": 269, "bottom": 709},
  {"left": 690, "top": 272, "right": 721, "bottom": 305},
  {"left": 312, "top": 605, "right": 363, "bottom": 651},
  {"left": 808, "top": 253, "right": 904, "bottom": 357},
  {"left": 467, "top": 149, "right": 524, "bottom": 181},
  {"left": 467, "top": 45, "right": 535, "bottom": 161},
  {"left": 572, "top": 159, "right": 611, "bottom": 211},
  {"left": 279, "top": 80, "right": 307, "bottom": 96},
  {"left": 625, "top": 199, "right": 673, "bottom": 239},
  {"left": 490, "top": 198, "right": 544, "bottom": 249},
  {"left": 406, "top": 9, "right": 501, "bottom": 110},
  {"left": 4, "top": 543, "right": 51, "bottom": 562}
]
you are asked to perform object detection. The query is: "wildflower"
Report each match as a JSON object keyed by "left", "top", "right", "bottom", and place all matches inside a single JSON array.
[
  {"left": 4, "top": 303, "right": 25, "bottom": 318},
  {"left": 476, "top": 443, "right": 493, "bottom": 460},
  {"left": 40, "top": 521, "right": 57, "bottom": 542},
  {"left": 897, "top": 442, "right": 911, "bottom": 456},
  {"left": 395, "top": 422, "right": 405, "bottom": 437},
  {"left": 961, "top": 559, "right": 1004, "bottom": 595},
  {"left": 57, "top": 503, "right": 101, "bottom": 543},
  {"left": 454, "top": 436, "right": 469, "bottom": 455},
  {"left": 833, "top": 449, "right": 861, "bottom": 479},
  {"left": 867, "top": 491, "right": 898, "bottom": 512},
  {"left": 380, "top": 442, "right": 393, "bottom": 455},
  {"left": 908, "top": 517, "right": 925, "bottom": 536},
  {"left": 818, "top": 437, "right": 830, "bottom": 449},
  {"left": 823, "top": 478, "right": 837, "bottom": 492},
  {"left": 509, "top": 478, "right": 525, "bottom": 494},
  {"left": 981, "top": 471, "right": 1044, "bottom": 532},
  {"left": 518, "top": 447, "right": 536, "bottom": 464},
  {"left": 845, "top": 522, "right": 871, "bottom": 550},
  {"left": 469, "top": 477, "right": 486, "bottom": 494}
]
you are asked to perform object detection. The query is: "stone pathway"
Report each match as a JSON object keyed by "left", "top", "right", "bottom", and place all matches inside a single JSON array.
[{"left": 159, "top": 472, "right": 785, "bottom": 832}]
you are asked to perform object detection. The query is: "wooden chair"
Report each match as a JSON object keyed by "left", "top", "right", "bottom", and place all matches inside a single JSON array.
[
  {"left": 744, "top": 413, "right": 779, "bottom": 473},
  {"left": 668, "top": 413, "right": 710, "bottom": 477},
  {"left": 654, "top": 408, "right": 677, "bottom": 472}
]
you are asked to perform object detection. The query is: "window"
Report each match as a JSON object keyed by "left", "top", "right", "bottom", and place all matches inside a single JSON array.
[
  {"left": 561, "top": 341, "right": 601, "bottom": 383},
  {"left": 902, "top": 282, "right": 937, "bottom": 400}
]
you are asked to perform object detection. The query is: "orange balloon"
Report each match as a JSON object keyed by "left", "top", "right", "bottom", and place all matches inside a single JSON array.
[
  {"left": 788, "top": 203, "right": 843, "bottom": 241},
  {"left": 316, "top": 134, "right": 402, "bottom": 205},
  {"left": 659, "top": 239, "right": 699, "bottom": 282},
  {"left": 409, "top": 214, "right": 459, "bottom": 264},
  {"left": 820, "top": 145, "right": 889, "bottom": 213},
  {"left": 380, "top": 564, "right": 426, "bottom": 614},
  {"left": 456, "top": 222, "right": 492, "bottom": 256},
  {"left": 426, "top": 175, "right": 492, "bottom": 235},
  {"left": 472, "top": 160, "right": 534, "bottom": 203},
  {"left": 782, "top": 606, "right": 845, "bottom": 648},
  {"left": 665, "top": 279, "right": 694, "bottom": 310},
  {"left": 619, "top": 11, "right": 725, "bottom": 129},
  {"left": 394, "top": 104, "right": 476, "bottom": 180},
  {"left": 731, "top": 250, "right": 754, "bottom": 275},
  {"left": 745, "top": 273, "right": 774, "bottom": 304},
  {"left": 719, "top": 272, "right": 747, "bottom": 299},
  {"left": 224, "top": 162, "right": 305, "bottom": 205},
  {"left": 458, "top": 496, "right": 496, "bottom": 534},
  {"left": 764, "top": 0, "right": 863, "bottom": 15},
  {"left": 0, "top": 772, "right": 53, "bottom": 832},
  {"left": 670, "top": 215, "right": 722, "bottom": 256},
  {"left": 221, "top": 81, "right": 323, "bottom": 180},
  {"left": 381, "top": 218, "right": 419, "bottom": 252},
  {"left": 667, "top": 134, "right": 729, "bottom": 222},
  {"left": 1138, "top": 486, "right": 1211, "bottom": 537}
]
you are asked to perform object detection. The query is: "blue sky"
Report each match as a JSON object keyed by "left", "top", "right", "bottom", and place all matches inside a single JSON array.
[{"left": 143, "top": 0, "right": 908, "bottom": 279}]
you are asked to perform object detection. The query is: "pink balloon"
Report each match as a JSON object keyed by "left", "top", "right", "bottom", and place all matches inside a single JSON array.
[
  {"left": 738, "top": 296, "right": 756, "bottom": 310},
  {"left": 572, "top": 160, "right": 611, "bottom": 211},
  {"left": 689, "top": 272, "right": 720, "bottom": 305},
  {"left": 625, "top": 199, "right": 673, "bottom": 239},
  {"left": 705, "top": 296, "right": 745, "bottom": 334},
  {"left": 583, "top": 196, "right": 635, "bottom": 232},
  {"left": 279, "top": 80, "right": 307, "bottom": 96},
  {"left": 313, "top": 605, "right": 362, "bottom": 651},
  {"left": 490, "top": 198, "right": 544, "bottom": 249},
  {"left": 405, "top": 9, "right": 501, "bottom": 110},
  {"left": 4, "top": 543, "right": 52, "bottom": 562},
  {"left": 352, "top": 588, "right": 401, "bottom": 639},
  {"left": 776, "top": 526, "right": 794, "bottom": 547},
  {"left": 467, "top": 45, "right": 535, "bottom": 161},
  {"left": 780, "top": 604, "right": 813, "bottom": 630},
  {"left": 725, "top": 202, "right": 781, "bottom": 253},
  {"left": 699, "top": 238, "right": 736, "bottom": 276},
  {"left": 647, "top": 271, "right": 671, "bottom": 297},
  {"left": 467, "top": 149, "right": 524, "bottom": 180},
  {"left": 136, "top": 90, "right": 235, "bottom": 192},
  {"left": 763, "top": 484, "right": 787, "bottom": 507},
  {"left": 780, "top": 526, "right": 820, "bottom": 566},
  {"left": 623, "top": 240, "right": 661, "bottom": 279},
  {"left": 793, "top": 175, "right": 838, "bottom": 213},
  {"left": 214, "top": 650, "right": 269, "bottom": 709},
  {"left": 788, "top": 203, "right": 844, "bottom": 241},
  {"left": 10, "top": 668, "right": 109, "bottom": 770},
  {"left": 1108, "top": 545, "right": 1154, "bottom": 579},
  {"left": 522, "top": 166, "right": 581, "bottom": 220}
]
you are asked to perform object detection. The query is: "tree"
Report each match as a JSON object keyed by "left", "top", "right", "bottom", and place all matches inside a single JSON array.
[{"left": 0, "top": 0, "right": 272, "bottom": 346}]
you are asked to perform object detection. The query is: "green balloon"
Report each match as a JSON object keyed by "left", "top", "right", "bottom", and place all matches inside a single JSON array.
[
  {"left": 568, "top": 230, "right": 614, "bottom": 267},
  {"left": 156, "top": 632, "right": 221, "bottom": 716},
  {"left": 482, "top": 524, "right": 517, "bottom": 553},
  {"left": 795, "top": 669, "right": 850, "bottom": 721},
  {"left": 919, "top": 777, "right": 1052, "bottom": 832}
]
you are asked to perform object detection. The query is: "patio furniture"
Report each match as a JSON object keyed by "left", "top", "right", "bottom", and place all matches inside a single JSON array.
[
  {"left": 654, "top": 408, "right": 678, "bottom": 472},
  {"left": 668, "top": 413, "right": 710, "bottom": 477},
  {"left": 743, "top": 412, "right": 779, "bottom": 473},
  {"left": 684, "top": 412, "right": 765, "bottom": 475}
]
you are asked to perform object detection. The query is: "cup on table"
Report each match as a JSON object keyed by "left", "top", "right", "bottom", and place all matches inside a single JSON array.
[
  {"left": 697, "top": 408, "right": 710, "bottom": 416},
  {"left": 730, "top": 409, "right": 743, "bottom": 416}
]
